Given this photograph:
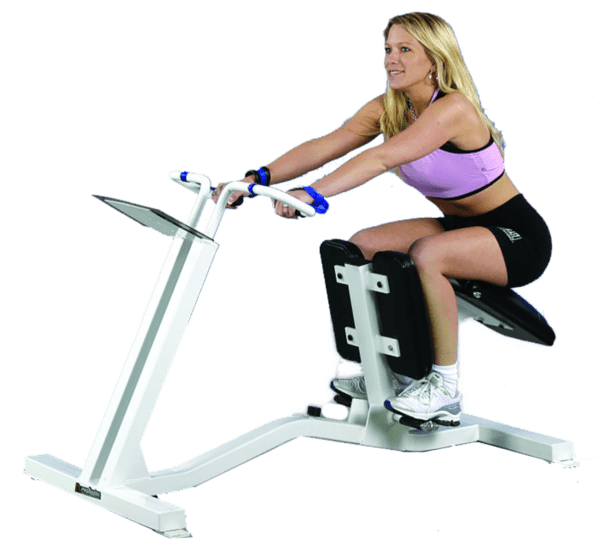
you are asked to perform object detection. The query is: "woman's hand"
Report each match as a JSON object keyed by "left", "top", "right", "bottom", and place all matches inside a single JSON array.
[
  {"left": 274, "top": 189, "right": 314, "bottom": 219},
  {"left": 212, "top": 179, "right": 252, "bottom": 208}
]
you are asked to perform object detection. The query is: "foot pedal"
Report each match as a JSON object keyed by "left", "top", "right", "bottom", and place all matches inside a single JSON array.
[
  {"left": 432, "top": 417, "right": 460, "bottom": 428},
  {"left": 333, "top": 393, "right": 352, "bottom": 408},
  {"left": 400, "top": 415, "right": 440, "bottom": 432},
  {"left": 396, "top": 414, "right": 460, "bottom": 430},
  {"left": 385, "top": 400, "right": 440, "bottom": 431},
  {"left": 307, "top": 406, "right": 322, "bottom": 417}
]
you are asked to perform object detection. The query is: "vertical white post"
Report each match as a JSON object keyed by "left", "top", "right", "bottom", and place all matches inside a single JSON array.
[
  {"left": 334, "top": 263, "right": 401, "bottom": 446},
  {"left": 79, "top": 231, "right": 219, "bottom": 488}
]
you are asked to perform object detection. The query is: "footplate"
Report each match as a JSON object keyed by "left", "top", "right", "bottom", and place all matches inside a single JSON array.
[
  {"left": 333, "top": 393, "right": 352, "bottom": 408},
  {"left": 397, "top": 414, "right": 440, "bottom": 432},
  {"left": 383, "top": 400, "right": 461, "bottom": 431}
]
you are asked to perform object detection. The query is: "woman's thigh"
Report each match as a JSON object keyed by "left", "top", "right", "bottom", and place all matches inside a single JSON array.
[
  {"left": 410, "top": 226, "right": 509, "bottom": 287},
  {"left": 350, "top": 218, "right": 446, "bottom": 260}
]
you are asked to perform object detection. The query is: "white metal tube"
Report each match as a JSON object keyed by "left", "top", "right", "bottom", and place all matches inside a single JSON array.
[
  {"left": 205, "top": 181, "right": 316, "bottom": 239},
  {"left": 169, "top": 171, "right": 212, "bottom": 193},
  {"left": 169, "top": 171, "right": 214, "bottom": 230}
]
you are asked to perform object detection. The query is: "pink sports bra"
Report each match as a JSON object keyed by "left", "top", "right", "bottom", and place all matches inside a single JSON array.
[{"left": 396, "top": 89, "right": 505, "bottom": 200}]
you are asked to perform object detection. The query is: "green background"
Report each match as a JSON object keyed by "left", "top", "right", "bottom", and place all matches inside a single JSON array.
[{"left": 5, "top": 0, "right": 600, "bottom": 545}]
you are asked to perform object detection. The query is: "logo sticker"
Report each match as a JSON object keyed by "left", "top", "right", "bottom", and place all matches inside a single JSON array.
[
  {"left": 498, "top": 227, "right": 522, "bottom": 243},
  {"left": 75, "top": 483, "right": 101, "bottom": 500}
]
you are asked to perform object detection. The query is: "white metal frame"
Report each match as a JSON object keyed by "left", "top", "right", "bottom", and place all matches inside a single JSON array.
[{"left": 25, "top": 172, "right": 575, "bottom": 538}]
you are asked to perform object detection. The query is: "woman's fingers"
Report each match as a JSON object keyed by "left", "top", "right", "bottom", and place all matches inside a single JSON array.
[
  {"left": 212, "top": 184, "right": 247, "bottom": 208},
  {"left": 275, "top": 202, "right": 299, "bottom": 219}
]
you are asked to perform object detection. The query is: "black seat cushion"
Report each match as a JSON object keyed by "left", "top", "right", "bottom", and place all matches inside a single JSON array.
[{"left": 450, "top": 279, "right": 556, "bottom": 346}]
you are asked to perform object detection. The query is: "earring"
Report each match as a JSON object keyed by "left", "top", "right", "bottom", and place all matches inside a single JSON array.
[{"left": 429, "top": 72, "right": 438, "bottom": 82}]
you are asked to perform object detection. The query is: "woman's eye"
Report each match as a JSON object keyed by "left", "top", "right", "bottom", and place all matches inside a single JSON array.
[{"left": 385, "top": 46, "right": 410, "bottom": 54}]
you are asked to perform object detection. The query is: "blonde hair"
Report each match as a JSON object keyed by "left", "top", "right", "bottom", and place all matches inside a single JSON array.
[{"left": 381, "top": 13, "right": 505, "bottom": 154}]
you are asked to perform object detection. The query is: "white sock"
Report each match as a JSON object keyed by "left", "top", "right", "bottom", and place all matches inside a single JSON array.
[{"left": 432, "top": 363, "right": 459, "bottom": 396}]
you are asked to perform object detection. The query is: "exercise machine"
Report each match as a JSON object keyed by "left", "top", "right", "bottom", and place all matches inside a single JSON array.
[{"left": 25, "top": 172, "right": 576, "bottom": 537}]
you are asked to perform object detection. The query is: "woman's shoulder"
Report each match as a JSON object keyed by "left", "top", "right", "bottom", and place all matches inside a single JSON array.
[
  {"left": 355, "top": 93, "right": 384, "bottom": 119},
  {"left": 360, "top": 94, "right": 386, "bottom": 115},
  {"left": 343, "top": 94, "right": 385, "bottom": 136},
  {"left": 433, "top": 90, "right": 478, "bottom": 117},
  {"left": 433, "top": 89, "right": 470, "bottom": 104},
  {"left": 430, "top": 90, "right": 493, "bottom": 147},
  {"left": 426, "top": 90, "right": 483, "bottom": 134}
]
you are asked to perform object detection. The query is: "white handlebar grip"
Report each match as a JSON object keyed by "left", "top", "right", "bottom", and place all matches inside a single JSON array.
[
  {"left": 169, "top": 170, "right": 183, "bottom": 182},
  {"left": 170, "top": 171, "right": 212, "bottom": 193}
]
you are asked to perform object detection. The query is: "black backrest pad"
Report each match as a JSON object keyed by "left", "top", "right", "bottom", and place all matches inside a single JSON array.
[
  {"left": 320, "top": 240, "right": 369, "bottom": 363},
  {"left": 450, "top": 279, "right": 556, "bottom": 346},
  {"left": 320, "top": 240, "right": 433, "bottom": 379},
  {"left": 371, "top": 251, "right": 434, "bottom": 379}
]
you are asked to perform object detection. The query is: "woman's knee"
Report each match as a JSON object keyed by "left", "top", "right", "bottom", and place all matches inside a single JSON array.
[
  {"left": 349, "top": 229, "right": 378, "bottom": 260},
  {"left": 408, "top": 237, "right": 442, "bottom": 273}
]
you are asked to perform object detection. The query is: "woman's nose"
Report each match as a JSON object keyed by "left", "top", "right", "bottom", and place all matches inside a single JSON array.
[{"left": 386, "top": 52, "right": 400, "bottom": 65}]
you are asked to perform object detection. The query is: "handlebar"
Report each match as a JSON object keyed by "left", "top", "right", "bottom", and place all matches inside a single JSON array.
[
  {"left": 169, "top": 170, "right": 212, "bottom": 193},
  {"left": 169, "top": 170, "right": 317, "bottom": 239},
  {"left": 215, "top": 181, "right": 317, "bottom": 218}
]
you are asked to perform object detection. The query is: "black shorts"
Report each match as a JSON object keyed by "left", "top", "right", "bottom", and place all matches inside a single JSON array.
[{"left": 437, "top": 194, "right": 552, "bottom": 288}]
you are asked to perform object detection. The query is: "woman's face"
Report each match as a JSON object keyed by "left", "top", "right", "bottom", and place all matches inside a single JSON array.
[{"left": 385, "top": 24, "right": 435, "bottom": 92}]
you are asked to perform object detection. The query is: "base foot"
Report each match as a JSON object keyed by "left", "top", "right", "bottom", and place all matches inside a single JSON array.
[
  {"left": 555, "top": 459, "right": 580, "bottom": 469},
  {"left": 155, "top": 529, "right": 192, "bottom": 538}
]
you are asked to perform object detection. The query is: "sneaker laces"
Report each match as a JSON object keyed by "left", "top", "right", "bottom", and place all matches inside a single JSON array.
[
  {"left": 347, "top": 376, "right": 366, "bottom": 394},
  {"left": 336, "top": 374, "right": 409, "bottom": 396},
  {"left": 403, "top": 372, "right": 444, "bottom": 402},
  {"left": 340, "top": 374, "right": 414, "bottom": 394}
]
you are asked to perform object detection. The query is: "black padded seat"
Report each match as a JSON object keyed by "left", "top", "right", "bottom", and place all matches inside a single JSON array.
[{"left": 450, "top": 279, "right": 556, "bottom": 346}]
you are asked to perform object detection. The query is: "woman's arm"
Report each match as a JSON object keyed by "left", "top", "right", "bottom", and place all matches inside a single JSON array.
[
  {"left": 264, "top": 95, "right": 384, "bottom": 185},
  {"left": 304, "top": 93, "right": 467, "bottom": 200},
  {"left": 310, "top": 145, "right": 391, "bottom": 198},
  {"left": 213, "top": 96, "right": 383, "bottom": 206}
]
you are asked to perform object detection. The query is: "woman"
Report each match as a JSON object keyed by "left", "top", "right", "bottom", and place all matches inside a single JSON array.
[{"left": 214, "top": 13, "right": 552, "bottom": 426}]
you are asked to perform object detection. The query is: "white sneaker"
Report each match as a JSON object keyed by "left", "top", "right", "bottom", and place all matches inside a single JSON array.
[
  {"left": 331, "top": 375, "right": 410, "bottom": 400},
  {"left": 384, "top": 372, "right": 461, "bottom": 426}
]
